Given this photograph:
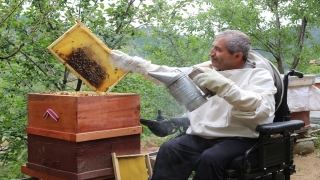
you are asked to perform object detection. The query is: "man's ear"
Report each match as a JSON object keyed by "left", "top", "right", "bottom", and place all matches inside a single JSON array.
[{"left": 234, "top": 52, "right": 244, "bottom": 62}]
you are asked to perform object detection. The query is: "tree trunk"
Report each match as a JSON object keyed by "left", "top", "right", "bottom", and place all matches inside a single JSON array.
[
  {"left": 291, "top": 17, "right": 308, "bottom": 69},
  {"left": 266, "top": 0, "right": 284, "bottom": 73},
  {"left": 276, "top": 56, "right": 284, "bottom": 74}
]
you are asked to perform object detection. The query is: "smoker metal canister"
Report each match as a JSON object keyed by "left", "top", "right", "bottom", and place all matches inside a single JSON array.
[
  {"left": 165, "top": 72, "right": 208, "bottom": 112},
  {"left": 188, "top": 68, "right": 216, "bottom": 98}
]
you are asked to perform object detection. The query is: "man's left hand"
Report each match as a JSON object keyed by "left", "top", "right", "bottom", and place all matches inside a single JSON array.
[{"left": 192, "top": 66, "right": 234, "bottom": 97}]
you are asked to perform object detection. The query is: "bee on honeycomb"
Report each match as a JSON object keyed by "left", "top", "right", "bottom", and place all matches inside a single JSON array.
[{"left": 66, "top": 48, "right": 106, "bottom": 88}]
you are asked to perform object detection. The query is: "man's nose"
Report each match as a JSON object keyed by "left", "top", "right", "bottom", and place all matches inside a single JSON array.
[{"left": 208, "top": 48, "right": 215, "bottom": 56}]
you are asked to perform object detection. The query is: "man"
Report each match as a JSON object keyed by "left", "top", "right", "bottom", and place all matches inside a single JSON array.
[{"left": 109, "top": 30, "right": 277, "bottom": 180}]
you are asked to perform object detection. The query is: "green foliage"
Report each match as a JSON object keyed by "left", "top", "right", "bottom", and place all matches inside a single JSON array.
[
  {"left": 0, "top": 149, "right": 28, "bottom": 179},
  {"left": 112, "top": 73, "right": 185, "bottom": 119},
  {"left": 313, "top": 134, "right": 320, "bottom": 149},
  {"left": 111, "top": 73, "right": 185, "bottom": 138},
  {"left": 0, "top": 0, "right": 174, "bottom": 170},
  {"left": 135, "top": 1, "right": 210, "bottom": 66},
  {"left": 0, "top": 65, "right": 28, "bottom": 165},
  {"left": 311, "top": 125, "right": 320, "bottom": 149},
  {"left": 306, "top": 65, "right": 320, "bottom": 75},
  {"left": 1, "top": 0, "right": 320, "bottom": 177},
  {"left": 194, "top": 0, "right": 320, "bottom": 73}
]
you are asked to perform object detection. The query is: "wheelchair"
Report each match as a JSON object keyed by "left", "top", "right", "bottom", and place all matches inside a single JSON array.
[{"left": 140, "top": 69, "right": 305, "bottom": 180}]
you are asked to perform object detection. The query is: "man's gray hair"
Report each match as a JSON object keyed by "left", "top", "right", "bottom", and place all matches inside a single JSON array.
[{"left": 216, "top": 30, "right": 251, "bottom": 61}]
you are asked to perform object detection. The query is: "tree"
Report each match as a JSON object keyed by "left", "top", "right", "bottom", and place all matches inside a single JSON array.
[
  {"left": 1, "top": 0, "right": 320, "bottom": 177},
  {"left": 0, "top": 0, "right": 172, "bottom": 170},
  {"left": 188, "top": 0, "right": 320, "bottom": 73}
]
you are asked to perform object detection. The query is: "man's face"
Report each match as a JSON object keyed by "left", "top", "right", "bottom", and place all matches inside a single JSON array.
[{"left": 208, "top": 37, "right": 238, "bottom": 71}]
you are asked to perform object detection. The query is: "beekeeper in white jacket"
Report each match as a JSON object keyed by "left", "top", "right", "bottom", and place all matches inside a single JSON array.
[{"left": 109, "top": 30, "right": 277, "bottom": 180}]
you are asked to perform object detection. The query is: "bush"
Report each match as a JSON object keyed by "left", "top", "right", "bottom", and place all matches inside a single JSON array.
[{"left": 0, "top": 149, "right": 28, "bottom": 179}]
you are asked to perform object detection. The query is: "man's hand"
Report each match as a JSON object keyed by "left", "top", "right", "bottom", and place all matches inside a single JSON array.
[
  {"left": 109, "top": 50, "right": 151, "bottom": 75},
  {"left": 192, "top": 66, "right": 234, "bottom": 97}
]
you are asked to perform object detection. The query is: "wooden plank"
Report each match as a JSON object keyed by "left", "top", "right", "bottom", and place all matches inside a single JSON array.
[
  {"left": 75, "top": 126, "right": 142, "bottom": 142},
  {"left": 145, "top": 154, "right": 153, "bottom": 178},
  {"left": 21, "top": 164, "right": 68, "bottom": 180},
  {"left": 21, "top": 164, "right": 115, "bottom": 180},
  {"left": 111, "top": 153, "right": 122, "bottom": 180},
  {"left": 26, "top": 126, "right": 142, "bottom": 142},
  {"left": 290, "top": 111, "right": 311, "bottom": 130},
  {"left": 27, "top": 94, "right": 77, "bottom": 133},
  {"left": 111, "top": 153, "right": 152, "bottom": 180},
  {"left": 27, "top": 93, "right": 140, "bottom": 134},
  {"left": 77, "top": 95, "right": 140, "bottom": 133},
  {"left": 116, "top": 153, "right": 149, "bottom": 158},
  {"left": 287, "top": 75, "right": 315, "bottom": 87},
  {"left": 27, "top": 134, "right": 141, "bottom": 177},
  {"left": 26, "top": 127, "right": 77, "bottom": 141},
  {"left": 113, "top": 154, "right": 153, "bottom": 177},
  {"left": 314, "top": 83, "right": 320, "bottom": 89}
]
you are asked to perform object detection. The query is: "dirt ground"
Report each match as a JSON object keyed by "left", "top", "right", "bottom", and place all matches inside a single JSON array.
[
  {"left": 141, "top": 137, "right": 320, "bottom": 180},
  {"left": 291, "top": 148, "right": 320, "bottom": 180}
]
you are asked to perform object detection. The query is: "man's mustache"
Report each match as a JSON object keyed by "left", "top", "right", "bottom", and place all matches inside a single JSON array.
[{"left": 211, "top": 56, "right": 218, "bottom": 60}]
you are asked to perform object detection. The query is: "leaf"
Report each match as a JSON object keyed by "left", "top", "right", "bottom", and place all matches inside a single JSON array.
[{"left": 100, "top": 3, "right": 104, "bottom": 9}]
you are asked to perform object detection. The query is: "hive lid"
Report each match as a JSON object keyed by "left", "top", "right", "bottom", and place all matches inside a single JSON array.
[{"left": 47, "top": 20, "right": 128, "bottom": 93}]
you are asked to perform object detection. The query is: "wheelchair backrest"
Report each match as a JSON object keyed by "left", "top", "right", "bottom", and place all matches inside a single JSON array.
[
  {"left": 268, "top": 61, "right": 284, "bottom": 113},
  {"left": 268, "top": 61, "right": 288, "bottom": 122}
]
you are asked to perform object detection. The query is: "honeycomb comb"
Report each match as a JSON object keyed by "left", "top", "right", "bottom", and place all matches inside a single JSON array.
[{"left": 47, "top": 20, "right": 127, "bottom": 93}]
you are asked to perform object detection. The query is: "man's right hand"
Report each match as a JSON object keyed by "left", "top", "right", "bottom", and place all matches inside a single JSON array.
[{"left": 109, "top": 50, "right": 151, "bottom": 75}]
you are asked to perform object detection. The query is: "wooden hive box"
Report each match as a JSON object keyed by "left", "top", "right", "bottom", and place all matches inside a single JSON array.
[
  {"left": 25, "top": 92, "right": 142, "bottom": 179},
  {"left": 26, "top": 92, "right": 142, "bottom": 142},
  {"left": 26, "top": 134, "right": 141, "bottom": 180}
]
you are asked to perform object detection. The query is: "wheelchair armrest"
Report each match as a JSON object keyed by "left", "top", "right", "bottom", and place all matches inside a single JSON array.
[{"left": 255, "top": 120, "right": 305, "bottom": 134}]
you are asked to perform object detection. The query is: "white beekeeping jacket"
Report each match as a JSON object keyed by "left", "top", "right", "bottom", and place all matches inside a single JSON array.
[{"left": 142, "top": 50, "right": 277, "bottom": 139}]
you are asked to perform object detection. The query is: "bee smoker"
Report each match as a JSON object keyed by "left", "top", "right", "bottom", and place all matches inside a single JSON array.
[{"left": 148, "top": 70, "right": 212, "bottom": 112}]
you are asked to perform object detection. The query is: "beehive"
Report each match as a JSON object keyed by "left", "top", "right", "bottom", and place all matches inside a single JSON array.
[
  {"left": 47, "top": 20, "right": 127, "bottom": 93},
  {"left": 26, "top": 92, "right": 142, "bottom": 142},
  {"left": 24, "top": 21, "right": 138, "bottom": 179},
  {"left": 27, "top": 134, "right": 140, "bottom": 179},
  {"left": 25, "top": 92, "right": 142, "bottom": 179}
]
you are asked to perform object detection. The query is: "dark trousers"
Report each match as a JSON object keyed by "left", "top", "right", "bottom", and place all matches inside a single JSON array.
[{"left": 151, "top": 134, "right": 258, "bottom": 180}]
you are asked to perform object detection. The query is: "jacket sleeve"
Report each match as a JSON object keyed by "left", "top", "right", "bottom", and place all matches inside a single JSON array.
[{"left": 222, "top": 69, "right": 276, "bottom": 118}]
